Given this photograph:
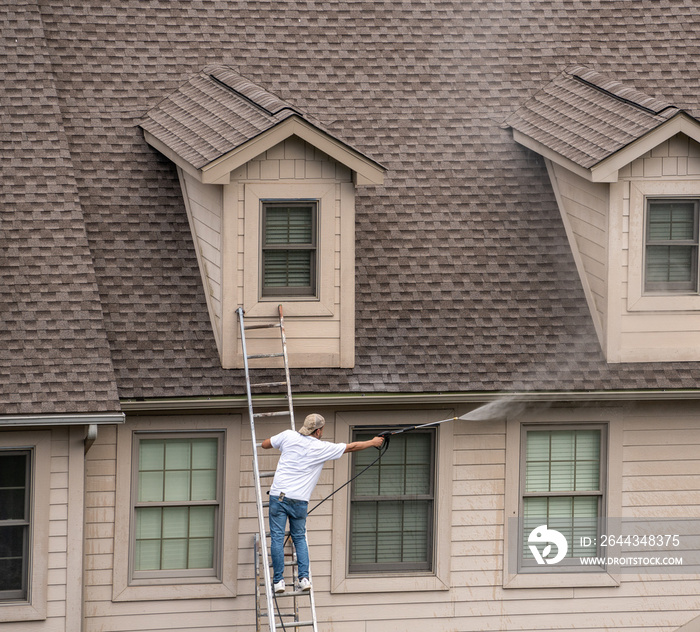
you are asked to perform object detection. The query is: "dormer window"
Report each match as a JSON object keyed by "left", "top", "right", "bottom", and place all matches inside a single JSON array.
[
  {"left": 505, "top": 65, "right": 700, "bottom": 362},
  {"left": 261, "top": 201, "right": 318, "bottom": 298},
  {"left": 139, "top": 65, "right": 385, "bottom": 369},
  {"left": 645, "top": 198, "right": 699, "bottom": 293}
]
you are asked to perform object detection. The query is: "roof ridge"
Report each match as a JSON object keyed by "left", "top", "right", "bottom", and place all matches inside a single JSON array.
[
  {"left": 566, "top": 65, "right": 678, "bottom": 118},
  {"left": 204, "top": 65, "right": 302, "bottom": 119}
]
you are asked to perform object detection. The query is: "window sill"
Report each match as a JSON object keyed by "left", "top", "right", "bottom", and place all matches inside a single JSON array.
[
  {"left": 112, "top": 579, "right": 235, "bottom": 603},
  {"left": 332, "top": 573, "right": 449, "bottom": 594},
  {"left": 627, "top": 293, "right": 700, "bottom": 312},
  {"left": 0, "top": 601, "right": 47, "bottom": 623},
  {"left": 503, "top": 569, "right": 620, "bottom": 589}
]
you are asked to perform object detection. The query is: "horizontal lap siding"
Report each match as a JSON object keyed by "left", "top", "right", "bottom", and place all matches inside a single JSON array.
[
  {"left": 181, "top": 172, "right": 223, "bottom": 346},
  {"left": 82, "top": 404, "right": 700, "bottom": 631},
  {"left": 84, "top": 422, "right": 256, "bottom": 632},
  {"left": 233, "top": 138, "right": 351, "bottom": 367},
  {"left": 550, "top": 163, "right": 609, "bottom": 331}
]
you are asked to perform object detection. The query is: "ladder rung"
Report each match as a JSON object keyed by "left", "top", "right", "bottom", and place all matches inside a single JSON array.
[
  {"left": 259, "top": 471, "right": 275, "bottom": 478},
  {"left": 251, "top": 381, "right": 287, "bottom": 388},
  {"left": 276, "top": 617, "right": 315, "bottom": 627},
  {"left": 244, "top": 323, "right": 281, "bottom": 330},
  {"left": 247, "top": 352, "right": 284, "bottom": 359},
  {"left": 253, "top": 411, "right": 290, "bottom": 418}
]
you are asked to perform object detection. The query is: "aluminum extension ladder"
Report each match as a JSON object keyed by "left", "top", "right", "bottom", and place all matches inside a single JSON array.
[{"left": 237, "top": 305, "right": 319, "bottom": 632}]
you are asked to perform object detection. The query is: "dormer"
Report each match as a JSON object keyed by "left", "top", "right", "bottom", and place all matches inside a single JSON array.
[
  {"left": 505, "top": 66, "right": 700, "bottom": 363},
  {"left": 139, "top": 66, "right": 385, "bottom": 368}
]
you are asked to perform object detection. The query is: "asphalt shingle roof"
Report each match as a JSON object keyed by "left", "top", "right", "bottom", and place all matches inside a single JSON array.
[
  {"left": 6, "top": 0, "right": 700, "bottom": 411},
  {"left": 504, "top": 65, "right": 681, "bottom": 168},
  {"left": 1, "top": 2, "right": 119, "bottom": 415},
  {"left": 140, "top": 65, "right": 302, "bottom": 170}
]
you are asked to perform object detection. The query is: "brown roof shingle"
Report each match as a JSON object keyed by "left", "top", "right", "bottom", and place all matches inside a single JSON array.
[
  {"left": 0, "top": 2, "right": 119, "bottom": 415},
  {"left": 8, "top": 0, "right": 700, "bottom": 406},
  {"left": 139, "top": 65, "right": 301, "bottom": 169},
  {"left": 504, "top": 65, "right": 680, "bottom": 168}
]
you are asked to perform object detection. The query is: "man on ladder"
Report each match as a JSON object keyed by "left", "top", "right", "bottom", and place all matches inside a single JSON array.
[{"left": 261, "top": 413, "right": 385, "bottom": 594}]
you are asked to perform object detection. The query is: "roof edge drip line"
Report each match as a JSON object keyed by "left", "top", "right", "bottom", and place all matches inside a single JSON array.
[
  {"left": 119, "top": 389, "right": 700, "bottom": 413},
  {"left": 0, "top": 412, "right": 126, "bottom": 427}
]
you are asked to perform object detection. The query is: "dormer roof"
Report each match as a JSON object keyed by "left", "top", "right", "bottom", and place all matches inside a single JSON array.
[
  {"left": 505, "top": 66, "right": 700, "bottom": 182},
  {"left": 139, "top": 65, "right": 385, "bottom": 185}
]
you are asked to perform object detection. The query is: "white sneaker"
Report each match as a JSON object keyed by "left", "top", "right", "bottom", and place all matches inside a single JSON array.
[
  {"left": 299, "top": 577, "right": 311, "bottom": 592},
  {"left": 273, "top": 579, "right": 285, "bottom": 594}
]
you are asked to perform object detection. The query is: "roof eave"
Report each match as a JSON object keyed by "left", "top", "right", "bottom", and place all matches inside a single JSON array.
[
  {"left": 590, "top": 111, "right": 700, "bottom": 181},
  {"left": 513, "top": 112, "right": 700, "bottom": 184},
  {"left": 144, "top": 115, "right": 387, "bottom": 186},
  {"left": 200, "top": 115, "right": 386, "bottom": 185}
]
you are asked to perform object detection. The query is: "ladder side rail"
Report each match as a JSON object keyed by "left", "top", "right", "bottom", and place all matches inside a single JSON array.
[
  {"left": 238, "top": 307, "right": 277, "bottom": 632},
  {"left": 277, "top": 305, "right": 296, "bottom": 431},
  {"left": 303, "top": 532, "right": 319, "bottom": 632}
]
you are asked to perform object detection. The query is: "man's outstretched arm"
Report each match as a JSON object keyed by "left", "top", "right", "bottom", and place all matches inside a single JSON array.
[{"left": 344, "top": 436, "right": 384, "bottom": 453}]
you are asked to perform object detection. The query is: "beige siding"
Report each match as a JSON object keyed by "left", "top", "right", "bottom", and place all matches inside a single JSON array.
[
  {"left": 616, "top": 134, "right": 700, "bottom": 362},
  {"left": 179, "top": 171, "right": 224, "bottom": 352},
  {"left": 3, "top": 427, "right": 83, "bottom": 631},
  {"left": 83, "top": 402, "right": 700, "bottom": 632},
  {"left": 224, "top": 136, "right": 355, "bottom": 368},
  {"left": 548, "top": 161, "right": 609, "bottom": 346}
]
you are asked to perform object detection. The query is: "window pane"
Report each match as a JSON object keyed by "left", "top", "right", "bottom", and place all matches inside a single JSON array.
[
  {"left": 263, "top": 250, "right": 313, "bottom": 287},
  {"left": 648, "top": 201, "right": 695, "bottom": 240},
  {"left": 134, "top": 539, "right": 161, "bottom": 571},
  {"left": 350, "top": 502, "right": 378, "bottom": 563},
  {"left": 164, "top": 470, "right": 190, "bottom": 502},
  {"left": 192, "top": 439, "right": 217, "bottom": 470},
  {"left": 188, "top": 538, "right": 214, "bottom": 568},
  {"left": 165, "top": 440, "right": 191, "bottom": 470},
  {"left": 134, "top": 436, "right": 220, "bottom": 575},
  {"left": 646, "top": 245, "right": 694, "bottom": 282},
  {"left": 350, "top": 430, "right": 434, "bottom": 572},
  {"left": 161, "top": 539, "right": 188, "bottom": 569},
  {"left": 0, "top": 453, "right": 27, "bottom": 521},
  {"left": 191, "top": 470, "right": 217, "bottom": 501},
  {"left": 0, "top": 525, "right": 26, "bottom": 591},
  {"left": 189, "top": 506, "right": 215, "bottom": 538},
  {"left": 525, "top": 430, "right": 601, "bottom": 493},
  {"left": 138, "top": 471, "right": 164, "bottom": 502},
  {"left": 162, "top": 507, "right": 188, "bottom": 538},
  {"left": 139, "top": 441, "right": 164, "bottom": 471},
  {"left": 135, "top": 507, "right": 161, "bottom": 540},
  {"left": 265, "top": 205, "right": 313, "bottom": 244}
]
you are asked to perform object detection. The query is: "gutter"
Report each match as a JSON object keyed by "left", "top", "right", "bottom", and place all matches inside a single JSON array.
[
  {"left": 0, "top": 412, "right": 126, "bottom": 427},
  {"left": 119, "top": 390, "right": 700, "bottom": 413}
]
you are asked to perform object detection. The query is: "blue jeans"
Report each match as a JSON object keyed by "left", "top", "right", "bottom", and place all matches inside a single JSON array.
[{"left": 268, "top": 495, "right": 309, "bottom": 583}]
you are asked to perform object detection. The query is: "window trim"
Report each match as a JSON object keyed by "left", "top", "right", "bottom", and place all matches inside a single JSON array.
[
  {"left": 628, "top": 181, "right": 700, "bottom": 311},
  {"left": 348, "top": 427, "right": 436, "bottom": 574},
  {"left": 260, "top": 200, "right": 319, "bottom": 298},
  {"left": 113, "top": 416, "right": 240, "bottom": 602},
  {"left": 0, "top": 449, "right": 31, "bottom": 601},
  {"left": 643, "top": 198, "right": 699, "bottom": 293},
  {"left": 0, "top": 431, "right": 50, "bottom": 622},
  {"left": 130, "top": 432, "right": 224, "bottom": 582},
  {"left": 243, "top": 182, "right": 336, "bottom": 318},
  {"left": 517, "top": 423, "right": 607, "bottom": 574},
  {"left": 331, "top": 410, "right": 452, "bottom": 594},
  {"left": 503, "top": 407, "right": 623, "bottom": 589}
]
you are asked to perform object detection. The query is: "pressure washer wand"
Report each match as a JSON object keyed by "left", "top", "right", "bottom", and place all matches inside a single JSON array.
[{"left": 375, "top": 417, "right": 460, "bottom": 449}]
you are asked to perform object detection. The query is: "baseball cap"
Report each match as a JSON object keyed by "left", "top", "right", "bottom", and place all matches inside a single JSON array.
[{"left": 298, "top": 413, "right": 325, "bottom": 435}]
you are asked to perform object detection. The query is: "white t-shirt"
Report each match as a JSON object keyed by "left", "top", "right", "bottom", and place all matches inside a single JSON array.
[{"left": 269, "top": 429, "right": 347, "bottom": 502}]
